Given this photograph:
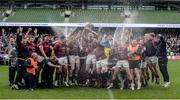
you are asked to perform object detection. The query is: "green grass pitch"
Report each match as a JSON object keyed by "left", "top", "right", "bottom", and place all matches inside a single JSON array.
[
  {"left": 1, "top": 9, "right": 180, "bottom": 23},
  {"left": 0, "top": 60, "right": 180, "bottom": 99}
]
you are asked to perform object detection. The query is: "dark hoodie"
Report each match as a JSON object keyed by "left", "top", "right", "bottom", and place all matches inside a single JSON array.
[{"left": 156, "top": 36, "right": 167, "bottom": 61}]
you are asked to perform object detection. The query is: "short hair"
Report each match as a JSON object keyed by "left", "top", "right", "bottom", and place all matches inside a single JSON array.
[
  {"left": 44, "top": 34, "right": 50, "bottom": 37},
  {"left": 149, "top": 32, "right": 155, "bottom": 38},
  {"left": 60, "top": 35, "right": 66, "bottom": 39}
]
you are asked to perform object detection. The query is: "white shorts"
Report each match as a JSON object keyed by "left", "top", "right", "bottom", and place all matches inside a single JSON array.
[
  {"left": 58, "top": 57, "right": 68, "bottom": 65},
  {"left": 70, "top": 55, "right": 80, "bottom": 64},
  {"left": 96, "top": 59, "right": 108, "bottom": 69},
  {"left": 86, "top": 54, "right": 96, "bottom": 65},
  {"left": 140, "top": 60, "right": 147, "bottom": 68},
  {"left": 146, "top": 56, "right": 158, "bottom": 64},
  {"left": 115, "top": 60, "right": 129, "bottom": 68}
]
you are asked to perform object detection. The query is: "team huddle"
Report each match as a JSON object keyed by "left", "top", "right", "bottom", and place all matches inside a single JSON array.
[{"left": 1, "top": 25, "right": 170, "bottom": 91}]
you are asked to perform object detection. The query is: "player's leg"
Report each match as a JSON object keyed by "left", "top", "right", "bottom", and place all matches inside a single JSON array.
[
  {"left": 59, "top": 57, "right": 69, "bottom": 87},
  {"left": 95, "top": 61, "right": 102, "bottom": 87},
  {"left": 123, "top": 60, "right": 134, "bottom": 90},
  {"left": 69, "top": 56, "right": 75, "bottom": 85},
  {"left": 107, "top": 60, "right": 120, "bottom": 89},
  {"left": 74, "top": 56, "right": 80, "bottom": 85},
  {"left": 135, "top": 68, "right": 141, "bottom": 90},
  {"left": 158, "top": 59, "right": 170, "bottom": 87},
  {"left": 107, "top": 67, "right": 119, "bottom": 89},
  {"left": 152, "top": 57, "right": 160, "bottom": 84}
]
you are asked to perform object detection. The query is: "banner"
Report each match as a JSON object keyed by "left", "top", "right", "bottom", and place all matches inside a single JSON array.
[{"left": 0, "top": 22, "right": 180, "bottom": 28}]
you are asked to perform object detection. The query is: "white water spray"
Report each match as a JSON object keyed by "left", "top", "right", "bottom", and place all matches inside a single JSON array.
[
  {"left": 47, "top": 14, "right": 77, "bottom": 39},
  {"left": 112, "top": 7, "right": 138, "bottom": 47}
]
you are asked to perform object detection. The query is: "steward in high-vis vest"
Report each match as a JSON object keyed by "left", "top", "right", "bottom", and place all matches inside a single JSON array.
[
  {"left": 128, "top": 40, "right": 141, "bottom": 90},
  {"left": 27, "top": 58, "right": 38, "bottom": 75},
  {"left": 26, "top": 55, "right": 39, "bottom": 91}
]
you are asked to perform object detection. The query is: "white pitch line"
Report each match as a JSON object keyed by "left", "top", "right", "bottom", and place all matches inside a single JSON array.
[{"left": 107, "top": 89, "right": 115, "bottom": 100}]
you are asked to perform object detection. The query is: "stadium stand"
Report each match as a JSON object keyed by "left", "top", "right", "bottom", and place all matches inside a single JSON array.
[{"left": 0, "top": 0, "right": 180, "bottom": 10}]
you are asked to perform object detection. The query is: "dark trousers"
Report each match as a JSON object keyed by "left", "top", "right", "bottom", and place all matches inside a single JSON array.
[
  {"left": 15, "top": 60, "right": 25, "bottom": 85},
  {"left": 9, "top": 67, "right": 16, "bottom": 85},
  {"left": 41, "top": 66, "right": 54, "bottom": 88},
  {"left": 78, "top": 59, "right": 86, "bottom": 84},
  {"left": 158, "top": 57, "right": 169, "bottom": 82},
  {"left": 26, "top": 73, "right": 36, "bottom": 89},
  {"left": 15, "top": 60, "right": 34, "bottom": 89},
  {"left": 15, "top": 69, "right": 36, "bottom": 89}
]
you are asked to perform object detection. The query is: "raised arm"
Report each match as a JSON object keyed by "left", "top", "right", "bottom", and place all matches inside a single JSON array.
[
  {"left": 34, "top": 28, "right": 40, "bottom": 44},
  {"left": 16, "top": 28, "right": 22, "bottom": 48},
  {"left": 24, "top": 28, "right": 32, "bottom": 39},
  {"left": 50, "top": 45, "right": 55, "bottom": 57},
  {"left": 1, "top": 28, "right": 8, "bottom": 45},
  {"left": 39, "top": 42, "right": 47, "bottom": 58}
]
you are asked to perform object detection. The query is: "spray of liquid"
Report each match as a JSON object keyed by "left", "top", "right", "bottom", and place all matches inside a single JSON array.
[
  {"left": 108, "top": 7, "right": 138, "bottom": 100},
  {"left": 47, "top": 15, "right": 64, "bottom": 36},
  {"left": 112, "top": 7, "right": 138, "bottom": 47},
  {"left": 47, "top": 14, "right": 77, "bottom": 39}
]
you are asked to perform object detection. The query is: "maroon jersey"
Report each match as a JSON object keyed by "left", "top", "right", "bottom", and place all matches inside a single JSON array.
[
  {"left": 85, "top": 39, "right": 97, "bottom": 54},
  {"left": 27, "top": 42, "right": 36, "bottom": 55},
  {"left": 111, "top": 46, "right": 128, "bottom": 60},
  {"left": 117, "top": 46, "right": 128, "bottom": 60},
  {"left": 54, "top": 42, "right": 66, "bottom": 58},
  {"left": 68, "top": 42, "right": 80, "bottom": 56},
  {"left": 93, "top": 44, "right": 105, "bottom": 61},
  {"left": 40, "top": 41, "right": 52, "bottom": 57}
]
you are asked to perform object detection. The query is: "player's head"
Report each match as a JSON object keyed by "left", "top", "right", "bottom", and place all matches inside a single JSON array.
[
  {"left": 108, "top": 34, "right": 113, "bottom": 40},
  {"left": 21, "top": 37, "right": 28, "bottom": 45},
  {"left": 149, "top": 32, "right": 155, "bottom": 40},
  {"left": 144, "top": 33, "right": 153, "bottom": 40},
  {"left": 50, "top": 55, "right": 57, "bottom": 61},
  {"left": 103, "top": 34, "right": 108, "bottom": 39},
  {"left": 155, "top": 34, "right": 163, "bottom": 42},
  {"left": 60, "top": 35, "right": 66, "bottom": 43},
  {"left": 29, "top": 35, "right": 35, "bottom": 43},
  {"left": 54, "top": 36, "right": 59, "bottom": 41},
  {"left": 139, "top": 39, "right": 144, "bottom": 45},
  {"left": 88, "top": 33, "right": 93, "bottom": 40},
  {"left": 44, "top": 34, "right": 50, "bottom": 42},
  {"left": 132, "top": 39, "right": 138, "bottom": 46},
  {"left": 31, "top": 52, "right": 38, "bottom": 60},
  {"left": 9, "top": 37, "right": 15, "bottom": 45}
]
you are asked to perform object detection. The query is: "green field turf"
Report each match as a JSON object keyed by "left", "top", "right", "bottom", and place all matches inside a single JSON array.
[
  {"left": 0, "top": 60, "right": 180, "bottom": 99},
  {"left": 2, "top": 9, "right": 180, "bottom": 23}
]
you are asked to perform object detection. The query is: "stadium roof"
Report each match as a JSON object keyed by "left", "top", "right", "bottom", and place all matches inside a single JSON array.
[{"left": 1, "top": 0, "right": 180, "bottom": 3}]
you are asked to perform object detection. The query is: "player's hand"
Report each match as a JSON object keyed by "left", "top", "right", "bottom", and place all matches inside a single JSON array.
[
  {"left": 19, "top": 27, "right": 23, "bottom": 32},
  {"left": 28, "top": 28, "right": 32, "bottom": 32},
  {"left": 16, "top": 28, "right": 20, "bottom": 34},
  {"left": 34, "top": 28, "right": 38, "bottom": 34},
  {"left": 2, "top": 28, "right": 5, "bottom": 33},
  {"left": 57, "top": 65, "right": 61, "bottom": 68},
  {"left": 9, "top": 38, "right": 13, "bottom": 42},
  {"left": 50, "top": 46, "right": 53, "bottom": 50},
  {"left": 67, "top": 47, "right": 70, "bottom": 51}
]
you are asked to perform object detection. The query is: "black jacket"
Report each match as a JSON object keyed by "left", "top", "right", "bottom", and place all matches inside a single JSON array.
[{"left": 156, "top": 37, "right": 168, "bottom": 62}]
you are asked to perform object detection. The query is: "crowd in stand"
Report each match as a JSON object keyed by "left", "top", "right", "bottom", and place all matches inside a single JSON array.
[
  {"left": 164, "top": 33, "right": 180, "bottom": 56},
  {"left": 0, "top": 26, "right": 175, "bottom": 91}
]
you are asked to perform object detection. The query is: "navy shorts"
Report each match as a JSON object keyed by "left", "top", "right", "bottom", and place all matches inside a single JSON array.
[{"left": 129, "top": 60, "right": 140, "bottom": 69}]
